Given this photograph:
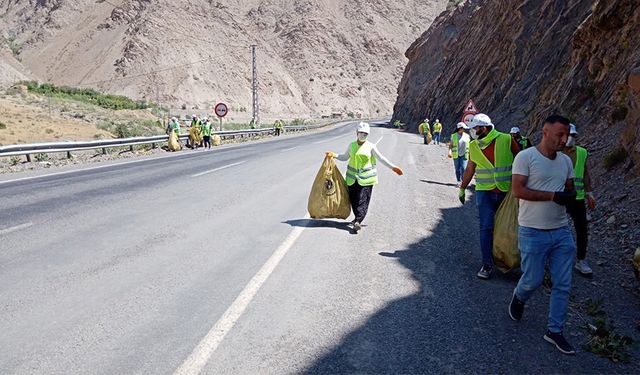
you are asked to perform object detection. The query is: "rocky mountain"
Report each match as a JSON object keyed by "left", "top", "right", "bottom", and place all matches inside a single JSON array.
[
  {"left": 393, "top": 0, "right": 639, "bottom": 175},
  {"left": 0, "top": 0, "right": 447, "bottom": 119}
]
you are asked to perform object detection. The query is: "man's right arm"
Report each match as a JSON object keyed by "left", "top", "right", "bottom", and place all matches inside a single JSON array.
[
  {"left": 460, "top": 160, "right": 476, "bottom": 189},
  {"left": 512, "top": 174, "right": 554, "bottom": 201}
]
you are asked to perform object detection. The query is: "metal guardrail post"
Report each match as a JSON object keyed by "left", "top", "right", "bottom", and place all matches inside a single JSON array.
[
  {"left": 66, "top": 151, "right": 72, "bottom": 159},
  {"left": 26, "top": 154, "right": 31, "bottom": 162}
]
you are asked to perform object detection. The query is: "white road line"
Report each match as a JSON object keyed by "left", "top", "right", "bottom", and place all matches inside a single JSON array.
[
  {"left": 0, "top": 222, "right": 33, "bottom": 236},
  {"left": 174, "top": 216, "right": 309, "bottom": 375},
  {"left": 191, "top": 161, "right": 246, "bottom": 177},
  {"left": 375, "top": 135, "right": 384, "bottom": 145},
  {"left": 280, "top": 146, "right": 300, "bottom": 152},
  {"left": 407, "top": 154, "right": 416, "bottom": 166}
]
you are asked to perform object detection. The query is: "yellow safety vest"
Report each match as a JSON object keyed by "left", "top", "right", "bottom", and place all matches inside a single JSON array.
[
  {"left": 451, "top": 132, "right": 469, "bottom": 159},
  {"left": 345, "top": 141, "right": 378, "bottom": 186},
  {"left": 433, "top": 122, "right": 442, "bottom": 133},
  {"left": 574, "top": 146, "right": 587, "bottom": 200},
  {"left": 469, "top": 130, "right": 514, "bottom": 192}
]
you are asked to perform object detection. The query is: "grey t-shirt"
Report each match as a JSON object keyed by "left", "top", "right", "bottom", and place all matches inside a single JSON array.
[{"left": 512, "top": 147, "right": 574, "bottom": 229}]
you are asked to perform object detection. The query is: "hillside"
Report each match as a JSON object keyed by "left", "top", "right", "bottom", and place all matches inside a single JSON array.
[
  {"left": 393, "top": 0, "right": 640, "bottom": 291},
  {"left": 0, "top": 0, "right": 447, "bottom": 119}
]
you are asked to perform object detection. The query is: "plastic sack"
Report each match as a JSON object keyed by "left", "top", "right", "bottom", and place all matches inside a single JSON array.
[
  {"left": 212, "top": 134, "right": 221, "bottom": 146},
  {"left": 307, "top": 156, "right": 351, "bottom": 219},
  {"left": 189, "top": 126, "right": 203, "bottom": 147},
  {"left": 168, "top": 131, "right": 181, "bottom": 151},
  {"left": 493, "top": 190, "right": 520, "bottom": 272},
  {"left": 425, "top": 130, "right": 432, "bottom": 144}
]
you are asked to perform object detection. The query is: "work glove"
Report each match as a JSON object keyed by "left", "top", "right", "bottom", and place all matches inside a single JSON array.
[
  {"left": 586, "top": 194, "right": 596, "bottom": 210},
  {"left": 392, "top": 167, "right": 404, "bottom": 176},
  {"left": 447, "top": 150, "right": 452, "bottom": 159},
  {"left": 552, "top": 190, "right": 577, "bottom": 206},
  {"left": 325, "top": 151, "right": 336, "bottom": 158},
  {"left": 458, "top": 188, "right": 466, "bottom": 204}
]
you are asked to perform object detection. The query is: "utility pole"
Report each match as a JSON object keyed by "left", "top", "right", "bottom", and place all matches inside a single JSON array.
[{"left": 251, "top": 44, "right": 260, "bottom": 128}]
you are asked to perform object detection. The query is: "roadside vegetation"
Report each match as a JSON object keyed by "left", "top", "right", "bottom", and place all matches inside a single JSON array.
[{"left": 21, "top": 81, "right": 150, "bottom": 110}]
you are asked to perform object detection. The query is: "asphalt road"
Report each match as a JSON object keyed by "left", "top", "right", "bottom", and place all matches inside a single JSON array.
[{"left": 1, "top": 122, "right": 638, "bottom": 374}]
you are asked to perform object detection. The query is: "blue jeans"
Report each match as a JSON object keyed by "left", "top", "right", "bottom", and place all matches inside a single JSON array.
[
  {"left": 514, "top": 225, "right": 575, "bottom": 333},
  {"left": 475, "top": 190, "right": 507, "bottom": 266},
  {"left": 433, "top": 132, "right": 441, "bottom": 144},
  {"left": 453, "top": 157, "right": 467, "bottom": 182}
]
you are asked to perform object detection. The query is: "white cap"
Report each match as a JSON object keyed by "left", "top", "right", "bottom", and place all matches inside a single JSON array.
[
  {"left": 456, "top": 122, "right": 468, "bottom": 129},
  {"left": 356, "top": 121, "right": 370, "bottom": 134},
  {"left": 510, "top": 127, "right": 520, "bottom": 134},
  {"left": 569, "top": 123, "right": 577, "bottom": 135},
  {"left": 436, "top": 119, "right": 439, "bottom": 122},
  {"left": 469, "top": 113, "right": 493, "bottom": 128},
  {"left": 192, "top": 114, "right": 197, "bottom": 118}
]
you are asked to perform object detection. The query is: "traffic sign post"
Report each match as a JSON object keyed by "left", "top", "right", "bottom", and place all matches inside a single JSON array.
[
  {"left": 461, "top": 99, "right": 478, "bottom": 126},
  {"left": 214, "top": 102, "right": 228, "bottom": 131}
]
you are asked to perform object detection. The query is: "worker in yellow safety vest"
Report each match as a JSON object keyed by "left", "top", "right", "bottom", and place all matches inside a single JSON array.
[
  {"left": 510, "top": 127, "right": 532, "bottom": 150},
  {"left": 448, "top": 122, "right": 471, "bottom": 186},
  {"left": 418, "top": 118, "right": 431, "bottom": 144},
  {"left": 564, "top": 123, "right": 596, "bottom": 275},
  {"left": 325, "top": 122, "right": 404, "bottom": 233},
  {"left": 459, "top": 113, "right": 520, "bottom": 279},
  {"left": 432, "top": 119, "right": 443, "bottom": 145}
]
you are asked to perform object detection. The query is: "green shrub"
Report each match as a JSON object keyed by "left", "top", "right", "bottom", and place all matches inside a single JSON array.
[
  {"left": 603, "top": 146, "right": 628, "bottom": 170},
  {"left": 290, "top": 118, "right": 305, "bottom": 126},
  {"left": 10, "top": 156, "right": 21, "bottom": 165},
  {"left": 20, "top": 81, "right": 150, "bottom": 110},
  {"left": 35, "top": 153, "right": 49, "bottom": 162},
  {"left": 0, "top": 122, "right": 6, "bottom": 129}
]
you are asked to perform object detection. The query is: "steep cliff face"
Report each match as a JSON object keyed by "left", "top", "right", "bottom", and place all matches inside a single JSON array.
[
  {"left": 0, "top": 0, "right": 447, "bottom": 117},
  {"left": 393, "top": 0, "right": 640, "bottom": 176}
]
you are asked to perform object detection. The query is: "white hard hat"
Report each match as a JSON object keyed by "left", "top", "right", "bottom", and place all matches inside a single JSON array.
[
  {"left": 469, "top": 113, "right": 493, "bottom": 128},
  {"left": 456, "top": 122, "right": 468, "bottom": 129},
  {"left": 192, "top": 114, "right": 197, "bottom": 118},
  {"left": 569, "top": 123, "right": 577, "bottom": 135},
  {"left": 356, "top": 121, "right": 370, "bottom": 134},
  {"left": 436, "top": 119, "right": 439, "bottom": 122},
  {"left": 510, "top": 127, "right": 520, "bottom": 134}
]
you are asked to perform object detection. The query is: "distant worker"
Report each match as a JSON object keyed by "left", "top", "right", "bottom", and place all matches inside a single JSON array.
[
  {"left": 458, "top": 113, "right": 520, "bottom": 279},
  {"left": 418, "top": 118, "right": 431, "bottom": 145},
  {"left": 432, "top": 119, "right": 443, "bottom": 145},
  {"left": 274, "top": 119, "right": 284, "bottom": 136},
  {"left": 326, "top": 122, "right": 404, "bottom": 233},
  {"left": 189, "top": 114, "right": 203, "bottom": 150},
  {"left": 201, "top": 117, "right": 212, "bottom": 149},
  {"left": 510, "top": 127, "right": 532, "bottom": 150},
  {"left": 249, "top": 117, "right": 257, "bottom": 129},
  {"left": 167, "top": 117, "right": 181, "bottom": 135},
  {"left": 564, "top": 124, "right": 596, "bottom": 275},
  {"left": 448, "top": 122, "right": 470, "bottom": 187}
]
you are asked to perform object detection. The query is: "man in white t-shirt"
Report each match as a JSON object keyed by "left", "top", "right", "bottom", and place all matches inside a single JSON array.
[{"left": 507, "top": 115, "right": 578, "bottom": 355}]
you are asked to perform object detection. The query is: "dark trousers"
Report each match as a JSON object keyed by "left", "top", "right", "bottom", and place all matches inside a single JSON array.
[
  {"left": 203, "top": 135, "right": 211, "bottom": 148},
  {"left": 566, "top": 199, "right": 588, "bottom": 260},
  {"left": 348, "top": 182, "right": 373, "bottom": 223}
]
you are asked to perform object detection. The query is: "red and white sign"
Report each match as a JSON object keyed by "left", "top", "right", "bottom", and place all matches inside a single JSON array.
[
  {"left": 214, "top": 102, "right": 228, "bottom": 118},
  {"left": 461, "top": 99, "right": 479, "bottom": 125}
]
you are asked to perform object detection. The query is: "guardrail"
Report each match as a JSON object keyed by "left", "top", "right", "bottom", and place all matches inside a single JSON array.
[{"left": 0, "top": 124, "right": 327, "bottom": 161}]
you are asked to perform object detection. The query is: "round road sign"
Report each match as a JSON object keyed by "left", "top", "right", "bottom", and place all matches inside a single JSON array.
[{"left": 214, "top": 102, "right": 228, "bottom": 118}]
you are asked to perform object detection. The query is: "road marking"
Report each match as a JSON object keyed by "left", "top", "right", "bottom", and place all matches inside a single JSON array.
[
  {"left": 174, "top": 215, "right": 310, "bottom": 375},
  {"left": 280, "top": 146, "right": 300, "bottom": 152},
  {"left": 407, "top": 154, "right": 416, "bottom": 166},
  {"left": 191, "top": 161, "right": 246, "bottom": 177},
  {"left": 375, "top": 135, "right": 384, "bottom": 145},
  {"left": 312, "top": 134, "right": 345, "bottom": 144},
  {"left": 0, "top": 222, "right": 33, "bottom": 236}
]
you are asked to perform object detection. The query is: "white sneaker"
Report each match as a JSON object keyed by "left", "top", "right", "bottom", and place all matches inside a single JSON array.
[{"left": 575, "top": 259, "right": 593, "bottom": 275}]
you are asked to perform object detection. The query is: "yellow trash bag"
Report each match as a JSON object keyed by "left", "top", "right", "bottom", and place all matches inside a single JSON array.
[
  {"left": 493, "top": 190, "right": 520, "bottom": 272},
  {"left": 168, "top": 131, "right": 181, "bottom": 151},
  {"left": 189, "top": 126, "right": 203, "bottom": 147},
  {"left": 425, "top": 130, "right": 432, "bottom": 144},
  {"left": 212, "top": 134, "right": 221, "bottom": 146},
  {"left": 307, "top": 156, "right": 351, "bottom": 219}
]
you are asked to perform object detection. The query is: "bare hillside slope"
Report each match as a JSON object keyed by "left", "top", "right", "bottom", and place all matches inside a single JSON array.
[{"left": 0, "top": 0, "right": 447, "bottom": 118}]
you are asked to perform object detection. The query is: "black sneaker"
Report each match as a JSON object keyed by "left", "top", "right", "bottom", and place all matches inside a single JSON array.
[
  {"left": 476, "top": 264, "right": 492, "bottom": 279},
  {"left": 543, "top": 331, "right": 576, "bottom": 355},
  {"left": 353, "top": 221, "right": 361, "bottom": 232},
  {"left": 509, "top": 293, "right": 525, "bottom": 321}
]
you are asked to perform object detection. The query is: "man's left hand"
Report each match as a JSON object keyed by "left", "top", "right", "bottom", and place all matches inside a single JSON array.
[{"left": 587, "top": 194, "right": 596, "bottom": 210}]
